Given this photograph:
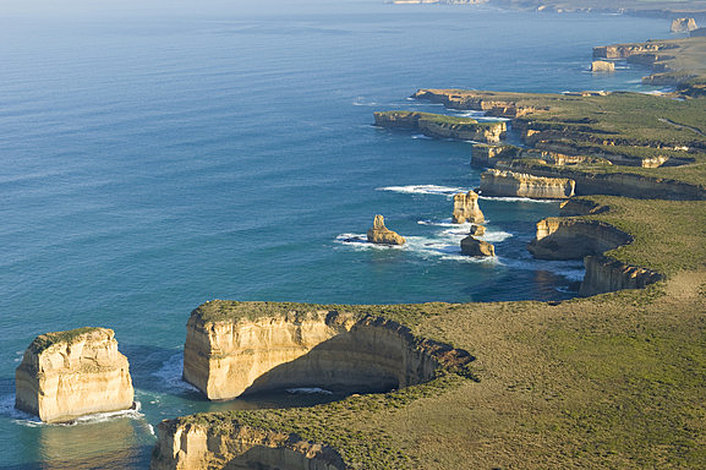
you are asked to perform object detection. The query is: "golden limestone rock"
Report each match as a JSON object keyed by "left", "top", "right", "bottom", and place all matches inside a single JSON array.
[
  {"left": 480, "top": 169, "right": 575, "bottom": 199},
  {"left": 460, "top": 235, "right": 495, "bottom": 257},
  {"left": 591, "top": 60, "right": 615, "bottom": 72},
  {"left": 15, "top": 327, "right": 134, "bottom": 423},
  {"left": 469, "top": 224, "right": 486, "bottom": 236},
  {"left": 452, "top": 191, "right": 485, "bottom": 224},
  {"left": 671, "top": 17, "right": 698, "bottom": 33},
  {"left": 367, "top": 214, "right": 406, "bottom": 245}
]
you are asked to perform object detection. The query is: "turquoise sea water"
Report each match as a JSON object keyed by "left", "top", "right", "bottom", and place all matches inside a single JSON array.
[{"left": 0, "top": 1, "right": 669, "bottom": 467}]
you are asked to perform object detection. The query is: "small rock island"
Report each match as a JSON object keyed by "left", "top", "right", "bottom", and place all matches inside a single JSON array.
[
  {"left": 367, "top": 214, "right": 406, "bottom": 245},
  {"left": 15, "top": 327, "right": 134, "bottom": 423}
]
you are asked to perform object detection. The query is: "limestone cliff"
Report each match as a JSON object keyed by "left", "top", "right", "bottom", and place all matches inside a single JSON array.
[
  {"left": 367, "top": 215, "right": 406, "bottom": 245},
  {"left": 411, "top": 89, "right": 537, "bottom": 118},
  {"left": 15, "top": 327, "right": 134, "bottom": 423},
  {"left": 183, "top": 301, "right": 473, "bottom": 401},
  {"left": 373, "top": 111, "right": 506, "bottom": 143},
  {"left": 591, "top": 60, "right": 615, "bottom": 72},
  {"left": 671, "top": 18, "right": 698, "bottom": 33},
  {"left": 460, "top": 236, "right": 495, "bottom": 257},
  {"left": 527, "top": 218, "right": 632, "bottom": 260},
  {"left": 579, "top": 255, "right": 663, "bottom": 296},
  {"left": 479, "top": 169, "right": 575, "bottom": 199},
  {"left": 150, "top": 420, "right": 347, "bottom": 470},
  {"left": 593, "top": 42, "right": 674, "bottom": 60},
  {"left": 452, "top": 191, "right": 484, "bottom": 224}
]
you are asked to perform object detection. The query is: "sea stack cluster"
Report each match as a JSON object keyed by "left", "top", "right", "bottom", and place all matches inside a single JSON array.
[
  {"left": 452, "top": 190, "right": 495, "bottom": 257},
  {"left": 15, "top": 327, "right": 134, "bottom": 423},
  {"left": 367, "top": 214, "right": 406, "bottom": 245}
]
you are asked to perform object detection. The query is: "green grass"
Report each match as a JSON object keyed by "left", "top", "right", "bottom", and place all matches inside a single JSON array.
[{"left": 28, "top": 327, "right": 104, "bottom": 354}]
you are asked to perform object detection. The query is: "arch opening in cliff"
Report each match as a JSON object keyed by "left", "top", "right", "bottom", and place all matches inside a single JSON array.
[{"left": 183, "top": 302, "right": 474, "bottom": 402}]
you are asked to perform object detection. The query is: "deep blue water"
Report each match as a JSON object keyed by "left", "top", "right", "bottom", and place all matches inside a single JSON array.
[{"left": 0, "top": 1, "right": 669, "bottom": 468}]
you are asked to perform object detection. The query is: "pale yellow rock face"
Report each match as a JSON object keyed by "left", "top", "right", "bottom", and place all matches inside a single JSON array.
[
  {"left": 15, "top": 327, "right": 134, "bottom": 423},
  {"left": 150, "top": 421, "right": 346, "bottom": 470},
  {"left": 366, "top": 214, "right": 406, "bottom": 245},
  {"left": 452, "top": 191, "right": 484, "bottom": 224},
  {"left": 591, "top": 60, "right": 615, "bottom": 72},
  {"left": 479, "top": 169, "right": 575, "bottom": 199},
  {"left": 469, "top": 224, "right": 486, "bottom": 236}
]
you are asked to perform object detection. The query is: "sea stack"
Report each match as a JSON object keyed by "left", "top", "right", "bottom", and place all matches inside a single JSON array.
[
  {"left": 460, "top": 235, "right": 495, "bottom": 257},
  {"left": 479, "top": 169, "right": 575, "bottom": 199},
  {"left": 591, "top": 60, "right": 615, "bottom": 72},
  {"left": 469, "top": 224, "right": 486, "bottom": 236},
  {"left": 671, "top": 17, "right": 698, "bottom": 33},
  {"left": 15, "top": 327, "right": 134, "bottom": 423},
  {"left": 367, "top": 215, "right": 406, "bottom": 245},
  {"left": 452, "top": 191, "right": 485, "bottom": 224}
]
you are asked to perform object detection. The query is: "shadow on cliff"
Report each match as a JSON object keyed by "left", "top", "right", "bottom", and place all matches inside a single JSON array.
[
  {"left": 221, "top": 444, "right": 346, "bottom": 470},
  {"left": 239, "top": 327, "right": 448, "bottom": 398}
]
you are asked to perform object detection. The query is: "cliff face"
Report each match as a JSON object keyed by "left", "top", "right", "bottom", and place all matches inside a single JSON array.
[
  {"left": 480, "top": 169, "right": 575, "bottom": 199},
  {"left": 373, "top": 111, "right": 506, "bottom": 143},
  {"left": 367, "top": 214, "right": 406, "bottom": 245},
  {"left": 183, "top": 303, "right": 473, "bottom": 401},
  {"left": 411, "top": 89, "right": 537, "bottom": 118},
  {"left": 593, "top": 42, "right": 674, "bottom": 59},
  {"left": 452, "top": 191, "right": 484, "bottom": 224},
  {"left": 591, "top": 60, "right": 615, "bottom": 72},
  {"left": 527, "top": 218, "right": 632, "bottom": 260},
  {"left": 15, "top": 327, "right": 134, "bottom": 423},
  {"left": 150, "top": 421, "right": 346, "bottom": 470},
  {"left": 579, "top": 255, "right": 663, "bottom": 296}
]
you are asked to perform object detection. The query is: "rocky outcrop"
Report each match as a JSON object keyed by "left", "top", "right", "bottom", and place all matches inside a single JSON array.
[
  {"left": 593, "top": 42, "right": 676, "bottom": 60},
  {"left": 15, "top": 327, "right": 134, "bottom": 423},
  {"left": 460, "top": 236, "right": 495, "bottom": 257},
  {"left": 559, "top": 198, "right": 608, "bottom": 216},
  {"left": 373, "top": 111, "right": 506, "bottom": 143},
  {"left": 671, "top": 18, "right": 698, "bottom": 33},
  {"left": 579, "top": 255, "right": 663, "bottom": 296},
  {"left": 183, "top": 301, "right": 474, "bottom": 401},
  {"left": 591, "top": 60, "right": 615, "bottom": 72},
  {"left": 527, "top": 218, "right": 632, "bottom": 260},
  {"left": 151, "top": 420, "right": 347, "bottom": 470},
  {"left": 469, "top": 224, "right": 486, "bottom": 236},
  {"left": 479, "top": 169, "right": 575, "bottom": 199},
  {"left": 411, "top": 89, "right": 537, "bottom": 118},
  {"left": 367, "top": 215, "right": 405, "bottom": 245},
  {"left": 452, "top": 191, "right": 484, "bottom": 224}
]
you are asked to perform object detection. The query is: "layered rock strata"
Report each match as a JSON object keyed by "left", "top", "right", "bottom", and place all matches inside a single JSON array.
[
  {"left": 411, "top": 89, "right": 537, "bottom": 118},
  {"left": 527, "top": 218, "right": 632, "bottom": 260},
  {"left": 591, "top": 60, "right": 615, "bottom": 72},
  {"left": 579, "top": 255, "right": 663, "bottom": 296},
  {"left": 480, "top": 169, "right": 575, "bottom": 199},
  {"left": 373, "top": 111, "right": 506, "bottom": 143},
  {"left": 183, "top": 301, "right": 474, "bottom": 401},
  {"left": 15, "top": 327, "right": 134, "bottom": 423},
  {"left": 151, "top": 420, "right": 346, "bottom": 470},
  {"left": 367, "top": 214, "right": 406, "bottom": 245},
  {"left": 460, "top": 236, "right": 495, "bottom": 257},
  {"left": 452, "top": 191, "right": 484, "bottom": 224}
]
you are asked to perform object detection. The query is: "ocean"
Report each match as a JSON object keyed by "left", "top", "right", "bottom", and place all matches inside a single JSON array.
[{"left": 0, "top": 1, "right": 669, "bottom": 467}]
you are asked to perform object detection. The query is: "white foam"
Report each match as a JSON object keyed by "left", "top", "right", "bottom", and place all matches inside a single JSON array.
[
  {"left": 152, "top": 353, "right": 201, "bottom": 393},
  {"left": 286, "top": 387, "right": 334, "bottom": 395},
  {"left": 352, "top": 97, "right": 378, "bottom": 106},
  {"left": 499, "top": 258, "right": 585, "bottom": 281},
  {"left": 478, "top": 195, "right": 556, "bottom": 204},
  {"left": 2, "top": 392, "right": 145, "bottom": 427},
  {"left": 377, "top": 184, "right": 467, "bottom": 197},
  {"left": 411, "top": 134, "right": 433, "bottom": 140},
  {"left": 334, "top": 233, "right": 405, "bottom": 251}
]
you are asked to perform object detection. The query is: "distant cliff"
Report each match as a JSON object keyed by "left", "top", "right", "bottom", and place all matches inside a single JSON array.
[{"left": 374, "top": 111, "right": 506, "bottom": 143}]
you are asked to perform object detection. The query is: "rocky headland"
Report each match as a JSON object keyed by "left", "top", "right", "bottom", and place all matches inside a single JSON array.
[
  {"left": 373, "top": 110, "right": 506, "bottom": 143},
  {"left": 15, "top": 327, "right": 134, "bottom": 423},
  {"left": 527, "top": 217, "right": 632, "bottom": 260}
]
